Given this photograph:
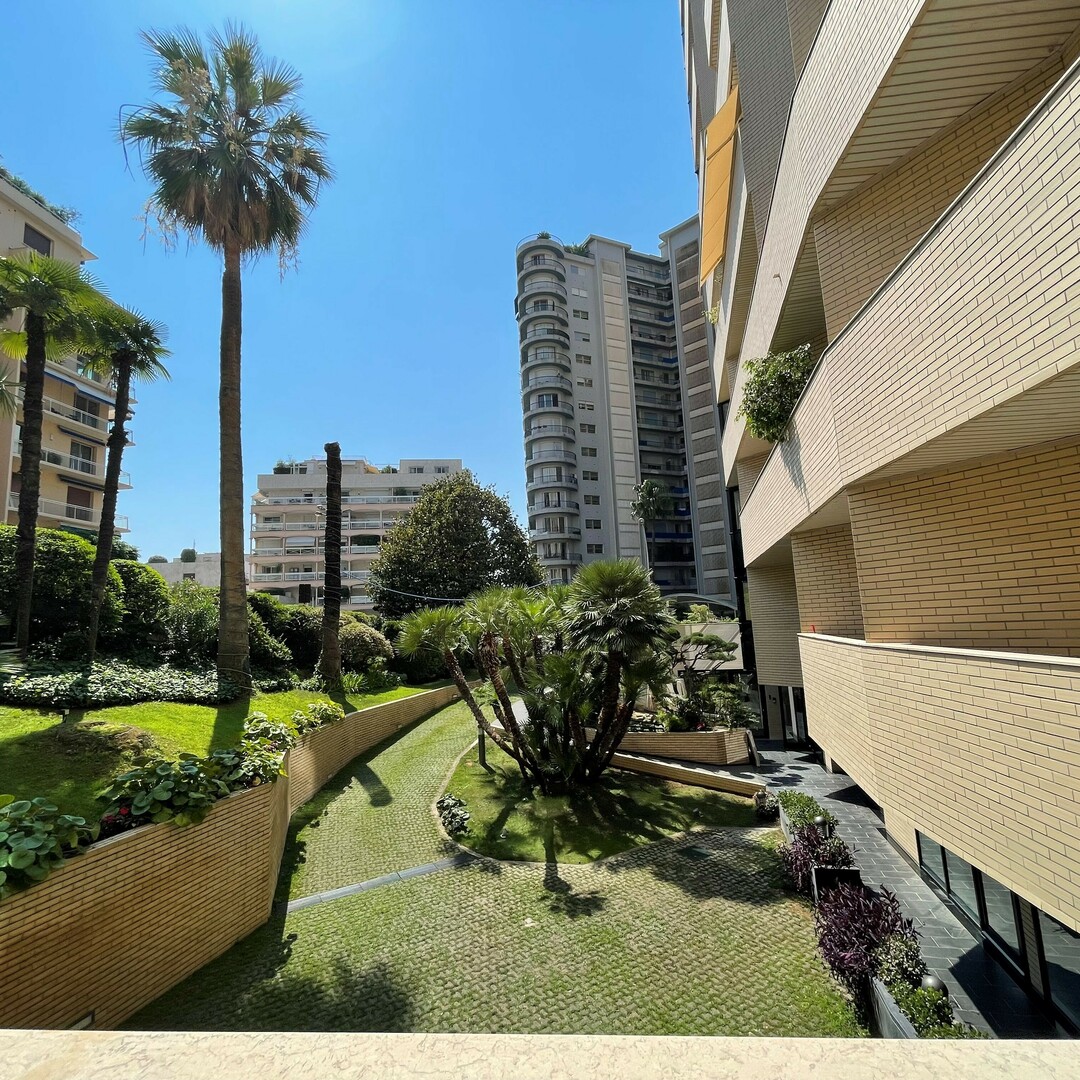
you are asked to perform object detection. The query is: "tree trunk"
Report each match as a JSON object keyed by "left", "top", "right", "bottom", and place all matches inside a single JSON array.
[
  {"left": 12, "top": 312, "right": 47, "bottom": 654},
  {"left": 318, "top": 441, "right": 343, "bottom": 688},
  {"left": 85, "top": 355, "right": 132, "bottom": 660},
  {"left": 585, "top": 651, "right": 624, "bottom": 778},
  {"left": 216, "top": 235, "right": 251, "bottom": 690}
]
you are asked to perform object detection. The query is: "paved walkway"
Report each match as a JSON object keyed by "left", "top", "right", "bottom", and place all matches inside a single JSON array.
[{"left": 705, "top": 744, "right": 1060, "bottom": 1038}]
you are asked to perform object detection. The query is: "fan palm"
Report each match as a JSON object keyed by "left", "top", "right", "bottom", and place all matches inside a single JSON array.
[
  {"left": 0, "top": 252, "right": 103, "bottom": 652},
  {"left": 0, "top": 365, "right": 16, "bottom": 418},
  {"left": 78, "top": 303, "right": 170, "bottom": 659},
  {"left": 630, "top": 478, "right": 674, "bottom": 569},
  {"left": 318, "top": 441, "right": 342, "bottom": 689},
  {"left": 122, "top": 24, "right": 332, "bottom": 688}
]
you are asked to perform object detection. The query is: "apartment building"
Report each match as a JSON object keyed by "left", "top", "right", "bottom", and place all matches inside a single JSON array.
[
  {"left": 0, "top": 175, "right": 131, "bottom": 537},
  {"left": 248, "top": 456, "right": 462, "bottom": 610},
  {"left": 681, "top": 0, "right": 1080, "bottom": 1032},
  {"left": 149, "top": 552, "right": 221, "bottom": 587},
  {"left": 514, "top": 225, "right": 735, "bottom": 608}
]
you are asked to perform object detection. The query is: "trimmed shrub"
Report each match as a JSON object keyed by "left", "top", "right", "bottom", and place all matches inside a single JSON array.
[
  {"left": 104, "top": 560, "right": 171, "bottom": 656},
  {"left": 339, "top": 621, "right": 394, "bottom": 673},
  {"left": 0, "top": 795, "right": 98, "bottom": 898},
  {"left": 0, "top": 660, "right": 238, "bottom": 709},
  {"left": 777, "top": 790, "right": 837, "bottom": 831},
  {"left": 780, "top": 825, "right": 854, "bottom": 894},
  {"left": 815, "top": 884, "right": 911, "bottom": 990},
  {"left": 282, "top": 605, "right": 324, "bottom": 670},
  {"left": 0, "top": 525, "right": 123, "bottom": 648},
  {"left": 873, "top": 930, "right": 927, "bottom": 988}
]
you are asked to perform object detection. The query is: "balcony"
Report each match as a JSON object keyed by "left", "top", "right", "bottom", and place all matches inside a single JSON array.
[
  {"left": 22, "top": 389, "right": 110, "bottom": 435},
  {"left": 630, "top": 327, "right": 676, "bottom": 347},
  {"left": 525, "top": 400, "right": 574, "bottom": 420},
  {"left": 516, "top": 232, "right": 563, "bottom": 256},
  {"left": 521, "top": 350, "right": 572, "bottom": 375},
  {"left": 527, "top": 449, "right": 577, "bottom": 466},
  {"left": 635, "top": 392, "right": 681, "bottom": 410},
  {"left": 629, "top": 307, "right": 675, "bottom": 326},
  {"left": 521, "top": 325, "right": 571, "bottom": 349},
  {"left": 525, "top": 424, "right": 575, "bottom": 443},
  {"left": 640, "top": 463, "right": 687, "bottom": 477},
  {"left": 530, "top": 526, "right": 582, "bottom": 540},
  {"left": 633, "top": 352, "right": 679, "bottom": 366},
  {"left": 537, "top": 550, "right": 584, "bottom": 565},
  {"left": 627, "top": 285, "right": 672, "bottom": 305},
  {"left": 636, "top": 416, "right": 682, "bottom": 431},
  {"left": 519, "top": 279, "right": 567, "bottom": 302},
  {"left": 527, "top": 499, "right": 579, "bottom": 513},
  {"left": 526, "top": 473, "right": 577, "bottom": 493},
  {"left": 7, "top": 492, "right": 128, "bottom": 532},
  {"left": 251, "top": 520, "right": 322, "bottom": 532},
  {"left": 626, "top": 264, "right": 669, "bottom": 283},
  {"left": 517, "top": 255, "right": 565, "bottom": 284},
  {"left": 14, "top": 443, "right": 130, "bottom": 488},
  {"left": 520, "top": 303, "right": 568, "bottom": 326},
  {"left": 262, "top": 494, "right": 419, "bottom": 506},
  {"left": 522, "top": 375, "right": 572, "bottom": 396}
]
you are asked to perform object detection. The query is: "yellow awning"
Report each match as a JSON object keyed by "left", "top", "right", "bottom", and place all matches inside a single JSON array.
[{"left": 700, "top": 87, "right": 740, "bottom": 285}]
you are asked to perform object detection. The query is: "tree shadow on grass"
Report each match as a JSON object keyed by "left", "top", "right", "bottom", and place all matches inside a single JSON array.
[{"left": 539, "top": 822, "right": 607, "bottom": 919}]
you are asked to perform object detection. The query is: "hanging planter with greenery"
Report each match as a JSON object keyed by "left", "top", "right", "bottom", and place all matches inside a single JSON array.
[{"left": 736, "top": 342, "right": 816, "bottom": 443}]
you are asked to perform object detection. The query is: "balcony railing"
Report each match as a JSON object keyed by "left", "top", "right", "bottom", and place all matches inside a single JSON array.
[
  {"left": 521, "top": 350, "right": 572, "bottom": 373},
  {"left": 519, "top": 279, "right": 567, "bottom": 301},
  {"left": 14, "top": 443, "right": 130, "bottom": 487},
  {"left": 263, "top": 495, "right": 419, "bottom": 505},
  {"left": 19, "top": 389, "right": 110, "bottom": 433},
  {"left": 523, "top": 375, "right": 572, "bottom": 394},
  {"left": 527, "top": 499, "right": 579, "bottom": 513},
  {"left": 538, "top": 551, "right": 584, "bottom": 564},
  {"left": 637, "top": 416, "right": 682, "bottom": 430},
  {"left": 526, "top": 424, "right": 576, "bottom": 440},
  {"left": 531, "top": 527, "right": 582, "bottom": 539},
  {"left": 527, "top": 449, "right": 577, "bottom": 464},
  {"left": 631, "top": 327, "right": 676, "bottom": 345},
  {"left": 521, "top": 326, "right": 571, "bottom": 346},
  {"left": 525, "top": 400, "right": 574, "bottom": 419},
  {"left": 526, "top": 473, "right": 577, "bottom": 491},
  {"left": 521, "top": 303, "right": 568, "bottom": 322},
  {"left": 626, "top": 264, "right": 669, "bottom": 282},
  {"left": 6, "top": 492, "right": 128, "bottom": 532}
]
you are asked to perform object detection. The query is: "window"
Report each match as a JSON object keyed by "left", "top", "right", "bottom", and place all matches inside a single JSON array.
[
  {"left": 573, "top": 309, "right": 589, "bottom": 320},
  {"left": 537, "top": 393, "right": 559, "bottom": 408},
  {"left": 575, "top": 354, "right": 591, "bottom": 365},
  {"left": 183, "top": 572, "right": 196, "bottom": 581},
  {"left": 434, "top": 465, "right": 450, "bottom": 474},
  {"left": 69, "top": 440, "right": 96, "bottom": 474},
  {"left": 408, "top": 466, "right": 425, "bottom": 474},
  {"left": 23, "top": 223, "right": 52, "bottom": 256},
  {"left": 581, "top": 447, "right": 597, "bottom": 457},
  {"left": 981, "top": 872, "right": 1021, "bottom": 956},
  {"left": 578, "top": 402, "right": 594, "bottom": 412},
  {"left": 571, "top": 288, "right": 587, "bottom": 298},
  {"left": 65, "top": 486, "right": 93, "bottom": 522},
  {"left": 582, "top": 470, "right": 599, "bottom": 481},
  {"left": 584, "top": 495, "right": 600, "bottom": 505},
  {"left": 944, "top": 850, "right": 980, "bottom": 923},
  {"left": 73, "top": 393, "right": 102, "bottom": 429},
  {"left": 585, "top": 520, "right": 601, "bottom": 530},
  {"left": 579, "top": 423, "right": 595, "bottom": 434},
  {"left": 570, "top": 265, "right": 582, "bottom": 275},
  {"left": 1038, "top": 910, "right": 1080, "bottom": 1031},
  {"left": 574, "top": 332, "right": 590, "bottom": 342},
  {"left": 577, "top": 377, "right": 593, "bottom": 388},
  {"left": 587, "top": 543, "right": 604, "bottom": 554}
]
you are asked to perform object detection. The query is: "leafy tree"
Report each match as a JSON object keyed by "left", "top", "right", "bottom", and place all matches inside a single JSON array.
[
  {"left": 0, "top": 252, "right": 103, "bottom": 652},
  {"left": 369, "top": 470, "right": 541, "bottom": 617},
  {"left": 78, "top": 303, "right": 170, "bottom": 659},
  {"left": 179, "top": 548, "right": 197, "bottom": 563},
  {"left": 399, "top": 561, "right": 677, "bottom": 792},
  {"left": 339, "top": 621, "right": 393, "bottom": 673},
  {"left": 123, "top": 24, "right": 332, "bottom": 690},
  {"left": 736, "top": 342, "right": 815, "bottom": 443},
  {"left": 318, "top": 441, "right": 342, "bottom": 689},
  {"left": 630, "top": 479, "right": 673, "bottom": 569},
  {"left": 0, "top": 525, "right": 123, "bottom": 648},
  {"left": 110, "top": 539, "right": 141, "bottom": 561}
]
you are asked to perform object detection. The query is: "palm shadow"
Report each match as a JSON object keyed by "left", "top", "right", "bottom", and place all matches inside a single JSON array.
[{"left": 539, "top": 822, "right": 606, "bottom": 919}]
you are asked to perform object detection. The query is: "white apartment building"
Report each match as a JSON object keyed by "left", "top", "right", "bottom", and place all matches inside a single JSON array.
[
  {"left": 514, "top": 226, "right": 735, "bottom": 608},
  {"left": 0, "top": 174, "right": 132, "bottom": 537},
  {"left": 248, "top": 456, "right": 463, "bottom": 610},
  {"left": 149, "top": 552, "right": 222, "bottom": 587}
]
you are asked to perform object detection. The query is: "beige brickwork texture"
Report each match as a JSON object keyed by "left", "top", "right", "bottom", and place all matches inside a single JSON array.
[
  {"left": 0, "top": 686, "right": 459, "bottom": 1031},
  {"left": 791, "top": 524, "right": 864, "bottom": 638},
  {"left": 849, "top": 438, "right": 1080, "bottom": 655},
  {"left": 746, "top": 563, "right": 803, "bottom": 686},
  {"left": 801, "top": 634, "right": 1080, "bottom": 933}
]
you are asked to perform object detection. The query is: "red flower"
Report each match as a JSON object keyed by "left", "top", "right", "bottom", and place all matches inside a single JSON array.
[{"left": 119, "top": 807, "right": 130, "bottom": 816}]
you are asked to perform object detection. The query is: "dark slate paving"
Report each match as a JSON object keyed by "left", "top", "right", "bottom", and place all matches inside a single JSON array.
[{"left": 754, "top": 747, "right": 1061, "bottom": 1038}]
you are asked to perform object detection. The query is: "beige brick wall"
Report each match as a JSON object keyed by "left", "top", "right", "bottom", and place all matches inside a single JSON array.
[
  {"left": 849, "top": 438, "right": 1080, "bottom": 655},
  {"left": 0, "top": 686, "right": 460, "bottom": 1031},
  {"left": 791, "top": 524, "right": 863, "bottom": 638},
  {"left": 739, "top": 63, "right": 1080, "bottom": 565},
  {"left": 814, "top": 46, "right": 1079, "bottom": 340},
  {"left": 746, "top": 563, "right": 803, "bottom": 685},
  {"left": 802, "top": 634, "right": 1080, "bottom": 933}
]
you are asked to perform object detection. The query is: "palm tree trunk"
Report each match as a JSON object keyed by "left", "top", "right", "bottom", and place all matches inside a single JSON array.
[
  {"left": 585, "top": 651, "right": 624, "bottom": 779},
  {"left": 318, "top": 441, "right": 343, "bottom": 688},
  {"left": 85, "top": 355, "right": 131, "bottom": 660},
  {"left": 217, "top": 235, "right": 251, "bottom": 690},
  {"left": 12, "top": 313, "right": 47, "bottom": 654}
]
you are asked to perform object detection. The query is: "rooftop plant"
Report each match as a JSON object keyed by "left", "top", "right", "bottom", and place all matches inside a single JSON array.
[
  {"left": 737, "top": 342, "right": 816, "bottom": 442},
  {"left": 0, "top": 160, "right": 78, "bottom": 224}
]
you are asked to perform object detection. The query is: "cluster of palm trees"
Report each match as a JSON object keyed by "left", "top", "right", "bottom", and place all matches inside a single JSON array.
[
  {"left": 0, "top": 254, "right": 168, "bottom": 660},
  {"left": 2, "top": 25, "right": 331, "bottom": 688},
  {"left": 399, "top": 560, "right": 682, "bottom": 793}
]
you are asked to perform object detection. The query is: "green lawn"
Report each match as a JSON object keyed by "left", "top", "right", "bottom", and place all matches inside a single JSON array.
[
  {"left": 448, "top": 740, "right": 757, "bottom": 863},
  {"left": 0, "top": 686, "right": 423, "bottom": 819}
]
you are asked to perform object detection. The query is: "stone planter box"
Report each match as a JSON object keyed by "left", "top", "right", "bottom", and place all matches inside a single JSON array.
[
  {"left": 869, "top": 977, "right": 919, "bottom": 1039},
  {"left": 585, "top": 727, "right": 751, "bottom": 766}
]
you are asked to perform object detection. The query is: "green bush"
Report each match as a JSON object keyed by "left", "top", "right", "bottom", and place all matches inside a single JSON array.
[
  {"left": 777, "top": 790, "right": 837, "bottom": 831},
  {"left": 736, "top": 342, "right": 816, "bottom": 443},
  {"left": 291, "top": 700, "right": 346, "bottom": 736},
  {"left": 247, "top": 591, "right": 291, "bottom": 640},
  {"left": 162, "top": 581, "right": 219, "bottom": 665},
  {"left": 248, "top": 608, "right": 291, "bottom": 672},
  {"left": 241, "top": 711, "right": 298, "bottom": 752},
  {"left": 889, "top": 983, "right": 954, "bottom": 1036},
  {"left": 339, "top": 621, "right": 394, "bottom": 673},
  {"left": 682, "top": 603, "right": 713, "bottom": 623},
  {"left": 282, "top": 605, "right": 324, "bottom": 669},
  {"left": 0, "top": 525, "right": 123, "bottom": 648},
  {"left": 703, "top": 682, "right": 754, "bottom": 729},
  {"left": 0, "top": 794, "right": 98, "bottom": 899},
  {"left": 874, "top": 931, "right": 927, "bottom": 988},
  {"left": 0, "top": 660, "right": 238, "bottom": 709},
  {"left": 104, "top": 560, "right": 171, "bottom": 656}
]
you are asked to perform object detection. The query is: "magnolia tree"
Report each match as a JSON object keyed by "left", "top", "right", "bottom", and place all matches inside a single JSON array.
[{"left": 399, "top": 560, "right": 736, "bottom": 793}]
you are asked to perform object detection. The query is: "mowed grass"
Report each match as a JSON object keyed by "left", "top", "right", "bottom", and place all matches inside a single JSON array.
[
  {"left": 0, "top": 686, "right": 423, "bottom": 819},
  {"left": 448, "top": 740, "right": 758, "bottom": 863}
]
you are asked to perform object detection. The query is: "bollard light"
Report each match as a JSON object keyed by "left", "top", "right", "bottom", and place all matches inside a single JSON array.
[
  {"left": 921, "top": 974, "right": 948, "bottom": 997},
  {"left": 813, "top": 814, "right": 832, "bottom": 839}
]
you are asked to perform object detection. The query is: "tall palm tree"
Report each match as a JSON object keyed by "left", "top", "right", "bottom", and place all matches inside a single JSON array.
[
  {"left": 122, "top": 24, "right": 332, "bottom": 689},
  {"left": 0, "top": 253, "right": 102, "bottom": 653},
  {"left": 78, "top": 303, "right": 170, "bottom": 659},
  {"left": 318, "top": 441, "right": 342, "bottom": 689},
  {"left": 630, "top": 479, "right": 674, "bottom": 570}
]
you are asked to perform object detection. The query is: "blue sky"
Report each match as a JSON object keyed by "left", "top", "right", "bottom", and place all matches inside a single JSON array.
[{"left": 6, "top": 1, "right": 697, "bottom": 559}]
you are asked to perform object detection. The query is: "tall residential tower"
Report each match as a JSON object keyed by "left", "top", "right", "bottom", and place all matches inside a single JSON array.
[{"left": 514, "top": 225, "right": 734, "bottom": 608}]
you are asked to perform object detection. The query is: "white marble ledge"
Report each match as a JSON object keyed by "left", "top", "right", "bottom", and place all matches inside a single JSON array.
[{"left": 0, "top": 1032, "right": 1076, "bottom": 1080}]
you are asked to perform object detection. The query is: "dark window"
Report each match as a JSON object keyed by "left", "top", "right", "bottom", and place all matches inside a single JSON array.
[
  {"left": 1039, "top": 911, "right": 1080, "bottom": 1031},
  {"left": 23, "top": 223, "right": 52, "bottom": 256},
  {"left": 917, "top": 833, "right": 947, "bottom": 889},
  {"left": 981, "top": 872, "right": 1022, "bottom": 956},
  {"left": 944, "top": 849, "right": 980, "bottom": 923}
]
